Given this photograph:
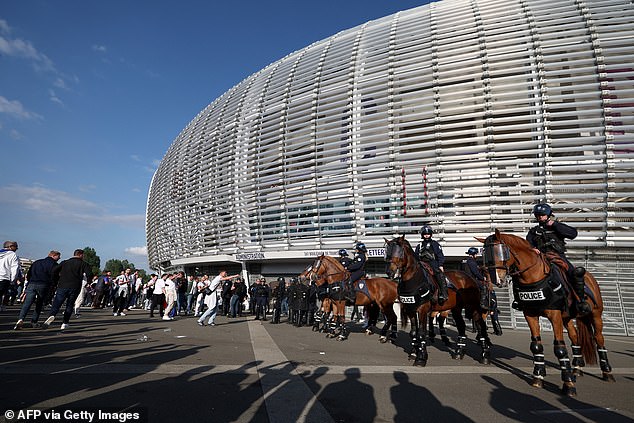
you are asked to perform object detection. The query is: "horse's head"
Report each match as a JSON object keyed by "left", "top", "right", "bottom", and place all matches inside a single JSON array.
[
  {"left": 480, "top": 229, "right": 514, "bottom": 287},
  {"left": 384, "top": 235, "right": 413, "bottom": 280}
]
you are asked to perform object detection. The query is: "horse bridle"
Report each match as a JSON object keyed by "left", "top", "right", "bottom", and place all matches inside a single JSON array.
[
  {"left": 384, "top": 240, "right": 405, "bottom": 280},
  {"left": 483, "top": 237, "right": 546, "bottom": 285},
  {"left": 307, "top": 257, "right": 347, "bottom": 285}
]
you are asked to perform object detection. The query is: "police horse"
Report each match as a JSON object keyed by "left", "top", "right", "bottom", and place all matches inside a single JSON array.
[
  {"left": 301, "top": 255, "right": 399, "bottom": 342},
  {"left": 480, "top": 230, "right": 614, "bottom": 396},
  {"left": 384, "top": 236, "right": 490, "bottom": 366}
]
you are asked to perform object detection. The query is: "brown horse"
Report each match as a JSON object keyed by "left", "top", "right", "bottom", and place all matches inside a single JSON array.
[
  {"left": 480, "top": 229, "right": 615, "bottom": 397},
  {"left": 300, "top": 255, "right": 399, "bottom": 342},
  {"left": 384, "top": 236, "right": 490, "bottom": 366}
]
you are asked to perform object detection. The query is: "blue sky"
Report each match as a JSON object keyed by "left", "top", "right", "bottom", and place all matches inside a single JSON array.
[{"left": 0, "top": 0, "right": 428, "bottom": 271}]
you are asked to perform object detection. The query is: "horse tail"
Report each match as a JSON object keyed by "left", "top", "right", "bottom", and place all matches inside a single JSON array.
[
  {"left": 400, "top": 306, "right": 409, "bottom": 329},
  {"left": 576, "top": 315, "right": 597, "bottom": 365}
]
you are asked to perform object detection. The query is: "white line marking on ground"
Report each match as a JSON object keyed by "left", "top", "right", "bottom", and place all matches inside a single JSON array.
[{"left": 247, "top": 319, "right": 335, "bottom": 423}]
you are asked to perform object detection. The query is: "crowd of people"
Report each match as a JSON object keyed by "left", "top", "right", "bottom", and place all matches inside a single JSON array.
[{"left": 1, "top": 202, "right": 581, "bottom": 334}]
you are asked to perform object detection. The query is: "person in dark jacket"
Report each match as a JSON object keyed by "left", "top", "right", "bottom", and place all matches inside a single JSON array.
[
  {"left": 526, "top": 203, "right": 589, "bottom": 315},
  {"left": 229, "top": 278, "right": 247, "bottom": 318},
  {"left": 253, "top": 278, "right": 270, "bottom": 321},
  {"left": 42, "top": 249, "right": 93, "bottom": 330},
  {"left": 92, "top": 270, "right": 111, "bottom": 309},
  {"left": 465, "top": 247, "right": 489, "bottom": 310},
  {"left": 14, "top": 250, "right": 61, "bottom": 330},
  {"left": 414, "top": 225, "right": 447, "bottom": 304},
  {"left": 270, "top": 277, "right": 285, "bottom": 324}
]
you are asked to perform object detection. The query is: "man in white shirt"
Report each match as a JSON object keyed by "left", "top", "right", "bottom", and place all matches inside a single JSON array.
[
  {"left": 0, "top": 241, "right": 21, "bottom": 311},
  {"left": 148, "top": 274, "right": 165, "bottom": 318},
  {"left": 197, "top": 270, "right": 238, "bottom": 326},
  {"left": 162, "top": 274, "right": 177, "bottom": 320}
]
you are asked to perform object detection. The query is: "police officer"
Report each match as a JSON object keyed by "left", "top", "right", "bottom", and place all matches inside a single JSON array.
[
  {"left": 270, "top": 277, "right": 285, "bottom": 324},
  {"left": 414, "top": 225, "right": 447, "bottom": 304},
  {"left": 346, "top": 243, "right": 367, "bottom": 291},
  {"left": 253, "top": 278, "right": 270, "bottom": 321},
  {"left": 296, "top": 281, "right": 310, "bottom": 327},
  {"left": 307, "top": 280, "right": 318, "bottom": 326},
  {"left": 526, "top": 203, "right": 590, "bottom": 315},
  {"left": 465, "top": 247, "right": 489, "bottom": 311},
  {"left": 338, "top": 249, "right": 352, "bottom": 268},
  {"left": 286, "top": 277, "right": 299, "bottom": 325}
]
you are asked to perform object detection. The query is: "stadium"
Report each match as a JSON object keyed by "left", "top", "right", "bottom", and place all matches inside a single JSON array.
[{"left": 146, "top": 0, "right": 634, "bottom": 334}]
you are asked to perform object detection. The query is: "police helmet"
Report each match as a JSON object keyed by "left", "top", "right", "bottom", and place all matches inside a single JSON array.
[
  {"left": 533, "top": 203, "right": 552, "bottom": 218},
  {"left": 260, "top": 277, "right": 266, "bottom": 283},
  {"left": 338, "top": 249, "right": 348, "bottom": 257},
  {"left": 277, "top": 276, "right": 285, "bottom": 283},
  {"left": 420, "top": 225, "right": 433, "bottom": 236},
  {"left": 354, "top": 242, "right": 367, "bottom": 252},
  {"left": 466, "top": 247, "right": 479, "bottom": 256},
  {"left": 290, "top": 276, "right": 299, "bottom": 284}
]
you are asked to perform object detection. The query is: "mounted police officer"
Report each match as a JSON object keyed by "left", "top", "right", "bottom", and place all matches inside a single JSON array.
[
  {"left": 345, "top": 242, "right": 367, "bottom": 294},
  {"left": 526, "top": 203, "right": 590, "bottom": 315},
  {"left": 270, "top": 277, "right": 285, "bottom": 324},
  {"left": 465, "top": 247, "right": 490, "bottom": 311},
  {"left": 414, "top": 225, "right": 447, "bottom": 305},
  {"left": 253, "top": 278, "right": 270, "bottom": 321},
  {"left": 338, "top": 249, "right": 352, "bottom": 268}
]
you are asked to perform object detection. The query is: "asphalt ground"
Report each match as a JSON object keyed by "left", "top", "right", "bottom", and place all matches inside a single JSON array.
[{"left": 1, "top": 305, "right": 633, "bottom": 423}]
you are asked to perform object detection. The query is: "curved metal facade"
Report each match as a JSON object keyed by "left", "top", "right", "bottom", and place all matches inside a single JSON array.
[{"left": 147, "top": 0, "right": 634, "bottom": 333}]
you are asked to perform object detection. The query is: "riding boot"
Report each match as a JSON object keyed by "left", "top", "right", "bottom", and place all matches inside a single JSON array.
[
  {"left": 511, "top": 284, "right": 523, "bottom": 311},
  {"left": 573, "top": 267, "right": 591, "bottom": 316},
  {"left": 479, "top": 286, "right": 489, "bottom": 311},
  {"left": 435, "top": 273, "right": 447, "bottom": 305}
]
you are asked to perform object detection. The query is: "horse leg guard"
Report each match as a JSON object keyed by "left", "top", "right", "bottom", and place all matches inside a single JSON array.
[
  {"left": 554, "top": 341, "right": 575, "bottom": 383},
  {"left": 478, "top": 336, "right": 491, "bottom": 365},
  {"left": 598, "top": 346, "right": 616, "bottom": 382},
  {"left": 530, "top": 337, "right": 546, "bottom": 387},
  {"left": 409, "top": 329, "right": 420, "bottom": 360},
  {"left": 452, "top": 336, "right": 467, "bottom": 360},
  {"left": 571, "top": 345, "right": 585, "bottom": 375},
  {"left": 338, "top": 323, "right": 349, "bottom": 341}
]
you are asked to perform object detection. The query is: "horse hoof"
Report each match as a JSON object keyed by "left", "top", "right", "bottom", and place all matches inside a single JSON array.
[
  {"left": 413, "top": 359, "right": 427, "bottom": 367},
  {"left": 379, "top": 336, "right": 388, "bottom": 343},
  {"left": 573, "top": 368, "right": 584, "bottom": 377},
  {"left": 603, "top": 373, "right": 616, "bottom": 383},
  {"left": 365, "top": 329, "right": 373, "bottom": 336},
  {"left": 531, "top": 378, "right": 543, "bottom": 389},
  {"left": 562, "top": 385, "right": 577, "bottom": 397},
  {"left": 408, "top": 353, "right": 417, "bottom": 361},
  {"left": 480, "top": 357, "right": 490, "bottom": 365}
]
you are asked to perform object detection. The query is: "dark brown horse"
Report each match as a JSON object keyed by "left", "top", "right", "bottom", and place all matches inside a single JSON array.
[
  {"left": 384, "top": 236, "right": 489, "bottom": 366},
  {"left": 481, "top": 229, "right": 614, "bottom": 396},
  {"left": 300, "top": 255, "right": 399, "bottom": 342}
]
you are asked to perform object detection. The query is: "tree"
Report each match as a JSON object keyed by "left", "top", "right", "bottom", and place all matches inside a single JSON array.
[
  {"left": 104, "top": 258, "right": 137, "bottom": 276},
  {"left": 83, "top": 247, "right": 101, "bottom": 277}
]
